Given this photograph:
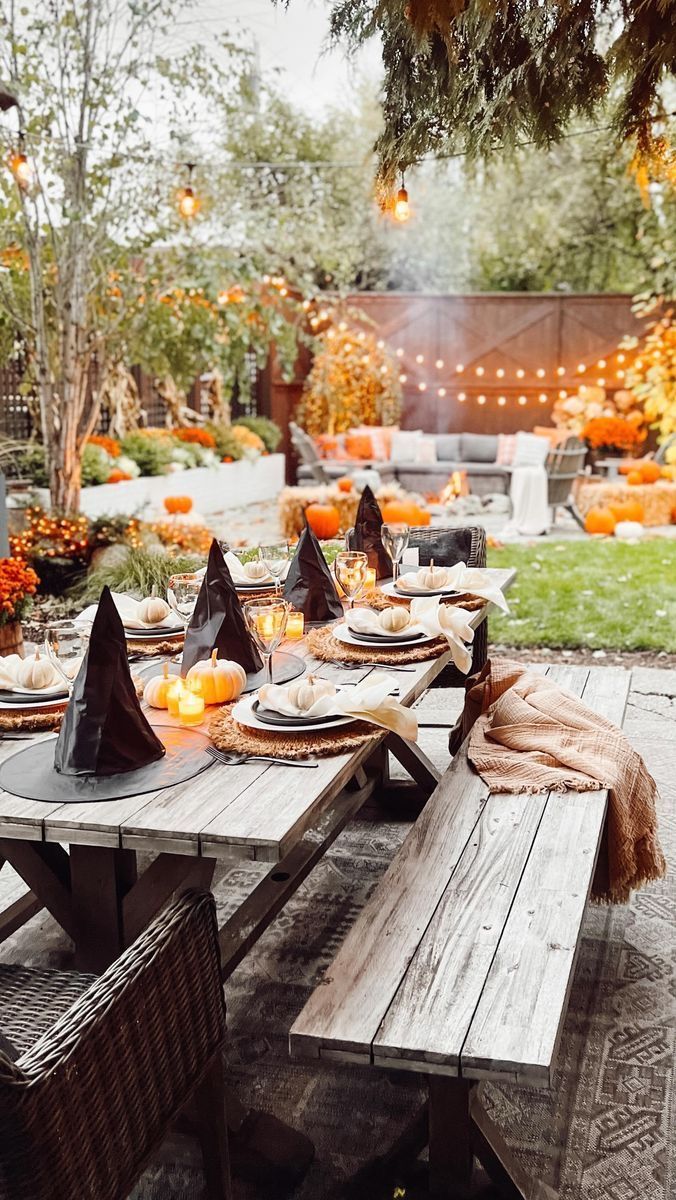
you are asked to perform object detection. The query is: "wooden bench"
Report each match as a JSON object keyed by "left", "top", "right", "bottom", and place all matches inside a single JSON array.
[{"left": 290, "top": 664, "right": 632, "bottom": 1198}]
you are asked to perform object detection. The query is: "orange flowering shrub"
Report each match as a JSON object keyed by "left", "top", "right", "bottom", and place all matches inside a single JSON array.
[
  {"left": 0, "top": 557, "right": 39, "bottom": 625},
  {"left": 583, "top": 417, "right": 645, "bottom": 453},
  {"left": 151, "top": 522, "right": 213, "bottom": 554},
  {"left": 172, "top": 427, "right": 217, "bottom": 449},
  {"left": 87, "top": 434, "right": 121, "bottom": 458}
]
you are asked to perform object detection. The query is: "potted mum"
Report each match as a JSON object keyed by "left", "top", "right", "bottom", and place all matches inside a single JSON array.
[{"left": 0, "top": 557, "right": 39, "bottom": 656}]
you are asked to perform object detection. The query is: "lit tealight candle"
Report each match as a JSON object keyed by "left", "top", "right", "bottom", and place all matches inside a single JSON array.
[
  {"left": 286, "top": 611, "right": 305, "bottom": 640},
  {"left": 256, "top": 612, "right": 276, "bottom": 640},
  {"left": 364, "top": 567, "right": 377, "bottom": 591},
  {"left": 178, "top": 689, "right": 205, "bottom": 726},
  {"left": 167, "top": 679, "right": 185, "bottom": 716}
]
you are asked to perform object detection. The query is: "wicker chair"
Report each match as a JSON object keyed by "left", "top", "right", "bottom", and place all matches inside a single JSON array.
[
  {"left": 0, "top": 890, "right": 231, "bottom": 1200},
  {"left": 407, "top": 525, "right": 488, "bottom": 684}
]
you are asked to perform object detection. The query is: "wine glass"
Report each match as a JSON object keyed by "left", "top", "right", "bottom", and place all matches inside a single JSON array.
[
  {"left": 243, "top": 596, "right": 290, "bottom": 685},
  {"left": 167, "top": 573, "right": 201, "bottom": 632},
  {"left": 44, "top": 621, "right": 88, "bottom": 692},
  {"left": 258, "top": 543, "right": 290, "bottom": 593},
  {"left": 334, "top": 551, "right": 368, "bottom": 610},
  {"left": 381, "top": 522, "right": 410, "bottom": 582}
]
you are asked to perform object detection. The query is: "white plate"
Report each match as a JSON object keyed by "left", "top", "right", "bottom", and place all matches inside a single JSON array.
[
  {"left": 381, "top": 581, "right": 461, "bottom": 600},
  {"left": 333, "top": 623, "right": 436, "bottom": 649},
  {"left": 231, "top": 695, "right": 355, "bottom": 735},
  {"left": 2, "top": 682, "right": 65, "bottom": 699}
]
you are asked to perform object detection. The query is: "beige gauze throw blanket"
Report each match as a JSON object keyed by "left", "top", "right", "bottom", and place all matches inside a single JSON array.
[{"left": 461, "top": 659, "right": 666, "bottom": 905}]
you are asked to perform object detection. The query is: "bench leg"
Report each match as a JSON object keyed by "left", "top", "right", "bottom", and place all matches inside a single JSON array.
[
  {"left": 470, "top": 1085, "right": 558, "bottom": 1200},
  {"left": 429, "top": 1077, "right": 474, "bottom": 1198}
]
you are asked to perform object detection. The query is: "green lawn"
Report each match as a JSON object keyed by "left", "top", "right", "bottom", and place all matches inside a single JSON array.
[{"left": 486, "top": 540, "right": 676, "bottom": 652}]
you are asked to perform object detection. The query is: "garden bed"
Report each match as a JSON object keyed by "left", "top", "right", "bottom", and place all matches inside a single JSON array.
[{"left": 35, "top": 454, "right": 285, "bottom": 519}]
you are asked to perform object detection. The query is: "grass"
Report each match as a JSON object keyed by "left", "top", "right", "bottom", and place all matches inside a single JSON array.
[{"left": 486, "top": 539, "right": 676, "bottom": 652}]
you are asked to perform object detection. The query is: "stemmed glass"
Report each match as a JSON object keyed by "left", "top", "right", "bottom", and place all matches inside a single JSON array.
[
  {"left": 243, "top": 597, "right": 290, "bottom": 685},
  {"left": 258, "top": 543, "right": 290, "bottom": 593},
  {"left": 44, "top": 621, "right": 89, "bottom": 692},
  {"left": 381, "top": 522, "right": 410, "bottom": 583},
  {"left": 167, "top": 573, "right": 201, "bottom": 633},
  {"left": 334, "top": 551, "right": 368, "bottom": 610}
]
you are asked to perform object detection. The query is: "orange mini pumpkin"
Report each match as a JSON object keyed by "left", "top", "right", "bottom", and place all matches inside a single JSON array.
[
  {"left": 305, "top": 502, "right": 341, "bottom": 540},
  {"left": 626, "top": 470, "right": 644, "bottom": 486},
  {"left": 164, "top": 495, "right": 193, "bottom": 515},
  {"left": 336, "top": 476, "right": 353, "bottom": 493},
  {"left": 639, "top": 460, "right": 661, "bottom": 484},
  {"left": 584, "top": 507, "right": 616, "bottom": 535},
  {"left": 609, "top": 499, "right": 645, "bottom": 524}
]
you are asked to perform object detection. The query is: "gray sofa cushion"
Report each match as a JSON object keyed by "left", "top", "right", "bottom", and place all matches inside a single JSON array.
[
  {"left": 460, "top": 433, "right": 499, "bottom": 463},
  {"left": 434, "top": 434, "right": 462, "bottom": 461}
]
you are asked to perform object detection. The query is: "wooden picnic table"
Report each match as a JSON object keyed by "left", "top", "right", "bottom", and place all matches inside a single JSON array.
[{"left": 0, "top": 567, "right": 514, "bottom": 977}]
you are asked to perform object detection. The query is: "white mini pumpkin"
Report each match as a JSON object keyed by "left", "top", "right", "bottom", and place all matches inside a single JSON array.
[
  {"left": 143, "top": 662, "right": 175, "bottom": 709},
  {"left": 379, "top": 606, "right": 411, "bottom": 633},
  {"left": 17, "top": 650, "right": 59, "bottom": 691},
  {"left": 186, "top": 650, "right": 246, "bottom": 704},
  {"left": 243, "top": 560, "right": 268, "bottom": 581},
  {"left": 138, "top": 595, "right": 171, "bottom": 625},
  {"left": 287, "top": 675, "right": 335, "bottom": 712},
  {"left": 0, "top": 653, "right": 22, "bottom": 689},
  {"left": 416, "top": 559, "right": 449, "bottom": 590}
]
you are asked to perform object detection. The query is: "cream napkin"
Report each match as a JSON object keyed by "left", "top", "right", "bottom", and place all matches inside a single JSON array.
[
  {"left": 397, "top": 562, "right": 509, "bottom": 612},
  {"left": 258, "top": 673, "right": 418, "bottom": 741},
  {"left": 223, "top": 551, "right": 289, "bottom": 587},
  {"left": 344, "top": 609, "right": 421, "bottom": 641},
  {"left": 409, "top": 596, "right": 475, "bottom": 673},
  {"left": 0, "top": 652, "right": 65, "bottom": 693},
  {"left": 76, "top": 592, "right": 179, "bottom": 631}
]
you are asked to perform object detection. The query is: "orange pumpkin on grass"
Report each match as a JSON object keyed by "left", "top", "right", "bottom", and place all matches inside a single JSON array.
[
  {"left": 305, "top": 502, "right": 341, "bottom": 540},
  {"left": 584, "top": 507, "right": 616, "bottom": 535}
]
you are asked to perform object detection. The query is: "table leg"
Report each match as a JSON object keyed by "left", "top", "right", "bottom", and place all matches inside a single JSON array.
[{"left": 69, "top": 844, "right": 137, "bottom": 972}]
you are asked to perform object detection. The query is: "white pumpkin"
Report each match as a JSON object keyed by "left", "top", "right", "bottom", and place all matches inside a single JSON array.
[
  {"left": 379, "top": 606, "right": 411, "bottom": 633},
  {"left": 143, "top": 662, "right": 175, "bottom": 709},
  {"left": 287, "top": 675, "right": 335, "bottom": 712},
  {"left": 614, "top": 521, "right": 645, "bottom": 541},
  {"left": 243, "top": 560, "right": 268, "bottom": 581},
  {"left": 416, "top": 559, "right": 449, "bottom": 590},
  {"left": 17, "top": 650, "right": 59, "bottom": 691},
  {"left": 186, "top": 651, "right": 246, "bottom": 704},
  {"left": 138, "top": 595, "right": 171, "bottom": 625},
  {"left": 0, "top": 653, "right": 22, "bottom": 688}
]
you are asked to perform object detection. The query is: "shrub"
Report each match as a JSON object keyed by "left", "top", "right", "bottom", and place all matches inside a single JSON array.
[
  {"left": 11, "top": 442, "right": 48, "bottom": 487},
  {"left": 235, "top": 416, "right": 282, "bottom": 453},
  {"left": 82, "top": 443, "right": 112, "bottom": 486},
  {"left": 204, "top": 424, "right": 244, "bottom": 461},
  {"left": 172, "top": 427, "right": 217, "bottom": 449},
  {"left": 121, "top": 432, "right": 174, "bottom": 476},
  {"left": 231, "top": 424, "right": 265, "bottom": 453},
  {"left": 75, "top": 548, "right": 206, "bottom": 603}
]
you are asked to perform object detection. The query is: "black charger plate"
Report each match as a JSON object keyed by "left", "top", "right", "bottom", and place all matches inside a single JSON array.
[
  {"left": 251, "top": 700, "right": 337, "bottom": 728},
  {"left": 0, "top": 689, "right": 69, "bottom": 706},
  {"left": 348, "top": 629, "right": 425, "bottom": 645}
]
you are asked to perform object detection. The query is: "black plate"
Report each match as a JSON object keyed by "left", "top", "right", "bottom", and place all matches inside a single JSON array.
[
  {"left": 251, "top": 699, "right": 337, "bottom": 728},
  {"left": 0, "top": 689, "right": 68, "bottom": 705},
  {"left": 348, "top": 629, "right": 425, "bottom": 645},
  {"left": 124, "top": 626, "right": 184, "bottom": 640}
]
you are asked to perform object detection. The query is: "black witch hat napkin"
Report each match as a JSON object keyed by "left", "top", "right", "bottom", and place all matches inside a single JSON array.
[
  {"left": 181, "top": 540, "right": 262, "bottom": 676},
  {"left": 347, "top": 485, "right": 391, "bottom": 579},
  {"left": 283, "top": 522, "right": 343, "bottom": 623},
  {"left": 54, "top": 586, "right": 165, "bottom": 777}
]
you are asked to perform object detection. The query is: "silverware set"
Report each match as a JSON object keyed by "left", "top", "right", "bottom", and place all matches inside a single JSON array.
[
  {"left": 204, "top": 745, "right": 318, "bottom": 769},
  {"left": 326, "top": 659, "right": 415, "bottom": 673}
]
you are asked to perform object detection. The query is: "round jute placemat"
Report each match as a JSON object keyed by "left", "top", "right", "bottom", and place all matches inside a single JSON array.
[
  {"left": 306, "top": 624, "right": 448, "bottom": 666},
  {"left": 209, "top": 703, "right": 380, "bottom": 760},
  {"left": 368, "top": 588, "right": 486, "bottom": 613},
  {"left": 0, "top": 675, "right": 145, "bottom": 734},
  {"left": 125, "top": 637, "right": 184, "bottom": 658}
]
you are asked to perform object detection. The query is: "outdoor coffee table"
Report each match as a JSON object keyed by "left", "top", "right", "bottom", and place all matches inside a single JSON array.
[{"left": 0, "top": 567, "right": 514, "bottom": 975}]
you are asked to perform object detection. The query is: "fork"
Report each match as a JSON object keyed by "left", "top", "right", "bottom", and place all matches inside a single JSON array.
[
  {"left": 205, "top": 745, "right": 318, "bottom": 769},
  {"left": 327, "top": 660, "right": 415, "bottom": 673}
]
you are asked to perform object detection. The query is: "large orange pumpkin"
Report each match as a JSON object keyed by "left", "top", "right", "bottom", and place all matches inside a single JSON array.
[
  {"left": 626, "top": 470, "right": 644, "bottom": 486},
  {"left": 381, "top": 500, "right": 422, "bottom": 524},
  {"left": 414, "top": 507, "right": 432, "bottom": 526},
  {"left": 336, "top": 476, "right": 353, "bottom": 493},
  {"left": 305, "top": 502, "right": 341, "bottom": 539},
  {"left": 609, "top": 499, "right": 645, "bottom": 524},
  {"left": 584, "top": 507, "right": 616, "bottom": 535},
  {"left": 639, "top": 460, "right": 661, "bottom": 484}
]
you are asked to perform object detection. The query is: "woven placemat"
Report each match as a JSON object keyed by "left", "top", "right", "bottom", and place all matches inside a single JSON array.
[
  {"left": 368, "top": 588, "right": 486, "bottom": 613},
  {"left": 0, "top": 676, "right": 145, "bottom": 734},
  {"left": 306, "top": 624, "right": 448, "bottom": 666},
  {"left": 209, "top": 703, "right": 379, "bottom": 760},
  {"left": 125, "top": 637, "right": 184, "bottom": 658}
]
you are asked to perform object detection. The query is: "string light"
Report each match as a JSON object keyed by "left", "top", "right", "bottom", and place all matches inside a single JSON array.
[
  {"left": 538, "top": 393, "right": 548, "bottom": 402},
  {"left": 477, "top": 394, "right": 486, "bottom": 405},
  {"left": 518, "top": 395, "right": 527, "bottom": 405},
  {"left": 438, "top": 387, "right": 446, "bottom": 397},
  {"left": 496, "top": 368, "right": 505, "bottom": 378},
  {"left": 177, "top": 162, "right": 200, "bottom": 219},
  {"left": 393, "top": 172, "right": 411, "bottom": 223},
  {"left": 597, "top": 359, "right": 607, "bottom": 368},
  {"left": 475, "top": 366, "right": 485, "bottom": 377},
  {"left": 516, "top": 368, "right": 525, "bottom": 379},
  {"left": 497, "top": 395, "right": 506, "bottom": 406},
  {"left": 617, "top": 354, "right": 626, "bottom": 364},
  {"left": 455, "top": 363, "right": 464, "bottom": 373},
  {"left": 415, "top": 354, "right": 424, "bottom": 363},
  {"left": 418, "top": 382, "right": 426, "bottom": 391},
  {"left": 396, "top": 347, "right": 404, "bottom": 357},
  {"left": 435, "top": 358, "right": 444, "bottom": 368},
  {"left": 399, "top": 373, "right": 407, "bottom": 383},
  {"left": 458, "top": 392, "right": 466, "bottom": 401},
  {"left": 556, "top": 366, "right": 566, "bottom": 376},
  {"left": 559, "top": 389, "right": 568, "bottom": 399},
  {"left": 577, "top": 363, "right": 586, "bottom": 373},
  {"left": 597, "top": 377, "right": 606, "bottom": 386},
  {"left": 536, "top": 368, "right": 546, "bottom": 378}
]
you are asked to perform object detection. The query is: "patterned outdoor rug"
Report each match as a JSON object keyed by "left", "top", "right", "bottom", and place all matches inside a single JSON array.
[{"left": 131, "top": 708, "right": 675, "bottom": 1200}]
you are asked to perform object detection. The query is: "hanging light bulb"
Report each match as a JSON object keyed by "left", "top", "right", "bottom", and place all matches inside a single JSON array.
[
  {"left": 177, "top": 162, "right": 200, "bottom": 220},
  {"left": 393, "top": 172, "right": 411, "bottom": 223},
  {"left": 9, "top": 134, "right": 33, "bottom": 191}
]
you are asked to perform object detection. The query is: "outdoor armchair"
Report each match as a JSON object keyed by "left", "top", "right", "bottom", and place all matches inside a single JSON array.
[{"left": 0, "top": 889, "right": 231, "bottom": 1200}]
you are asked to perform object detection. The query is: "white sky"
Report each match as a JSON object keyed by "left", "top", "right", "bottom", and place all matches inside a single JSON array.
[{"left": 157, "top": 0, "right": 382, "bottom": 115}]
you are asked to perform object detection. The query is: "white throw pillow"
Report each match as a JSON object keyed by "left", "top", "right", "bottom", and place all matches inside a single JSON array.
[
  {"left": 415, "top": 435, "right": 438, "bottom": 464},
  {"left": 512, "top": 432, "right": 550, "bottom": 468},
  {"left": 389, "top": 429, "right": 423, "bottom": 463}
]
